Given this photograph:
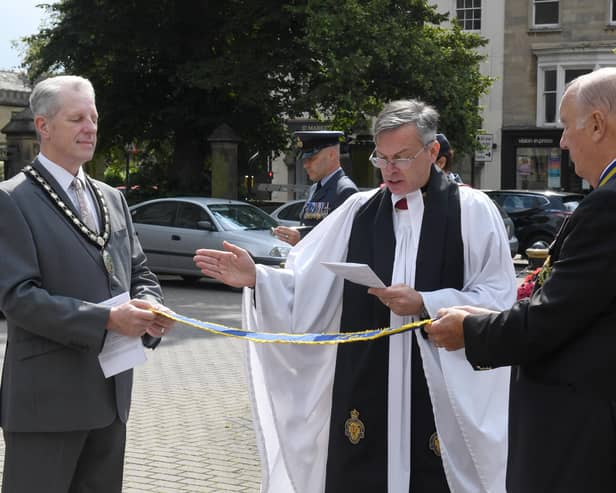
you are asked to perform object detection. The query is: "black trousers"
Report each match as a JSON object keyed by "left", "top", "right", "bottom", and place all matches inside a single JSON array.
[{"left": 2, "top": 416, "right": 126, "bottom": 493}]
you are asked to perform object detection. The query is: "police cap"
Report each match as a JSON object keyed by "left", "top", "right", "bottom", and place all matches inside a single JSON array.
[{"left": 294, "top": 130, "right": 345, "bottom": 159}]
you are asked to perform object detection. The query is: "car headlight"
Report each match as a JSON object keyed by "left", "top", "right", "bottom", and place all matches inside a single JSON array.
[{"left": 270, "top": 246, "right": 291, "bottom": 258}]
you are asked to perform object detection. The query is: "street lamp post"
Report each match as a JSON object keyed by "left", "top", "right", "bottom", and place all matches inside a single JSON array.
[{"left": 124, "top": 143, "right": 137, "bottom": 193}]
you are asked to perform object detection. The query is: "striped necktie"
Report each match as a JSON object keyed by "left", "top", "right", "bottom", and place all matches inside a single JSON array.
[{"left": 71, "top": 177, "right": 98, "bottom": 232}]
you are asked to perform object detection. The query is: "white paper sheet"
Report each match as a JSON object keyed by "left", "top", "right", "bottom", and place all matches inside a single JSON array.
[
  {"left": 320, "top": 261, "right": 386, "bottom": 288},
  {"left": 98, "top": 292, "right": 147, "bottom": 378}
]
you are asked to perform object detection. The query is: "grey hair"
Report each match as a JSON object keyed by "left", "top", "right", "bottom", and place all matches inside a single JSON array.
[
  {"left": 373, "top": 99, "right": 439, "bottom": 145},
  {"left": 29, "top": 75, "right": 95, "bottom": 118},
  {"left": 564, "top": 67, "right": 616, "bottom": 126}
]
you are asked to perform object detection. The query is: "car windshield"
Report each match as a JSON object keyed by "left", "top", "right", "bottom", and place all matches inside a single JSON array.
[{"left": 208, "top": 204, "right": 278, "bottom": 231}]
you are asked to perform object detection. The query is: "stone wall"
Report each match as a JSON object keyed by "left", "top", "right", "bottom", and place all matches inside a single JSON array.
[{"left": 503, "top": 1, "right": 616, "bottom": 128}]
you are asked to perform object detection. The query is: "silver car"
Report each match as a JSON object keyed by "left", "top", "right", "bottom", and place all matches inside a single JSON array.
[
  {"left": 130, "top": 197, "right": 291, "bottom": 280},
  {"left": 269, "top": 199, "right": 305, "bottom": 226},
  {"left": 271, "top": 197, "right": 519, "bottom": 258}
]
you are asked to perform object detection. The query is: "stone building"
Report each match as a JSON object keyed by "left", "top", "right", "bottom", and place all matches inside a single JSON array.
[
  {"left": 422, "top": 1, "right": 616, "bottom": 192},
  {"left": 432, "top": 0, "right": 506, "bottom": 189},
  {"left": 501, "top": 0, "right": 616, "bottom": 192},
  {"left": 0, "top": 71, "right": 33, "bottom": 180}
]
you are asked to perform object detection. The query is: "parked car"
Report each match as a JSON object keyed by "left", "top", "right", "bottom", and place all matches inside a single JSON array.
[
  {"left": 130, "top": 197, "right": 291, "bottom": 280},
  {"left": 484, "top": 189, "right": 584, "bottom": 254},
  {"left": 249, "top": 200, "right": 286, "bottom": 215},
  {"left": 272, "top": 197, "right": 519, "bottom": 257},
  {"left": 269, "top": 199, "right": 305, "bottom": 226},
  {"left": 490, "top": 199, "right": 519, "bottom": 258}
]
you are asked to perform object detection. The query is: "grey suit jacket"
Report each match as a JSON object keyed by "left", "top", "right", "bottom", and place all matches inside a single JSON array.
[{"left": 0, "top": 159, "right": 163, "bottom": 432}]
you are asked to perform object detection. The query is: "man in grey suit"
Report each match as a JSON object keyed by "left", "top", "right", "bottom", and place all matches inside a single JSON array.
[
  {"left": 272, "top": 130, "right": 358, "bottom": 245},
  {"left": 0, "top": 75, "right": 175, "bottom": 492}
]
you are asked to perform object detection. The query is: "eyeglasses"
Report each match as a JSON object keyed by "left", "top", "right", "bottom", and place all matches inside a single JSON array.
[{"left": 369, "top": 146, "right": 427, "bottom": 169}]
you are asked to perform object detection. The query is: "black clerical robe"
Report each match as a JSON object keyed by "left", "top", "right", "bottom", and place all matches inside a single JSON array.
[{"left": 325, "top": 169, "right": 462, "bottom": 492}]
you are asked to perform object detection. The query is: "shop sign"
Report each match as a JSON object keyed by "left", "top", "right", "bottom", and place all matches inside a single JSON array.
[{"left": 514, "top": 136, "right": 559, "bottom": 146}]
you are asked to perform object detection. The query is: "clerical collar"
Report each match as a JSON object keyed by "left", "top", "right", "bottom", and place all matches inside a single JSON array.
[{"left": 22, "top": 163, "right": 111, "bottom": 249}]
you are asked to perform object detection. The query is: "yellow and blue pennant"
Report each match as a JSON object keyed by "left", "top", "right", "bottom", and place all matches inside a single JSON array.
[{"left": 153, "top": 309, "right": 432, "bottom": 345}]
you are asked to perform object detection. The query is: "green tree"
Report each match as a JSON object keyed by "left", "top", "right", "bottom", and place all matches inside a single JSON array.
[
  {"left": 24, "top": 0, "right": 490, "bottom": 193},
  {"left": 26, "top": 0, "right": 310, "bottom": 193},
  {"left": 293, "top": 0, "right": 490, "bottom": 155}
]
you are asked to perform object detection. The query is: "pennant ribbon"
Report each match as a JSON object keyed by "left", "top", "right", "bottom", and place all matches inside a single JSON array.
[{"left": 153, "top": 309, "right": 432, "bottom": 345}]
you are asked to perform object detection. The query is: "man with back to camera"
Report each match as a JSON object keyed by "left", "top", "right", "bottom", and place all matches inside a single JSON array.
[
  {"left": 0, "top": 75, "right": 174, "bottom": 492},
  {"left": 427, "top": 67, "right": 616, "bottom": 492},
  {"left": 194, "top": 99, "right": 516, "bottom": 492},
  {"left": 272, "top": 130, "right": 358, "bottom": 245}
]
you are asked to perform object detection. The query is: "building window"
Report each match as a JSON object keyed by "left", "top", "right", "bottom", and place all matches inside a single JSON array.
[
  {"left": 612, "top": 0, "right": 616, "bottom": 24},
  {"left": 564, "top": 68, "right": 592, "bottom": 85},
  {"left": 533, "top": 0, "right": 559, "bottom": 27},
  {"left": 543, "top": 70, "right": 557, "bottom": 123},
  {"left": 537, "top": 65, "right": 595, "bottom": 126},
  {"left": 456, "top": 0, "right": 481, "bottom": 31}
]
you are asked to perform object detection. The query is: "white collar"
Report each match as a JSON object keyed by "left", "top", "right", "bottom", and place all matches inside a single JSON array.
[
  {"left": 319, "top": 167, "right": 341, "bottom": 187},
  {"left": 36, "top": 153, "right": 87, "bottom": 194},
  {"left": 390, "top": 189, "right": 422, "bottom": 208}
]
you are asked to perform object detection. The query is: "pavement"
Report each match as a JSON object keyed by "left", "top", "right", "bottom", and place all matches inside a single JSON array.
[{"left": 0, "top": 260, "right": 530, "bottom": 492}]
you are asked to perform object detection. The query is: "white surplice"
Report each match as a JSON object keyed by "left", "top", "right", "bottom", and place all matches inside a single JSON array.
[{"left": 242, "top": 186, "right": 517, "bottom": 493}]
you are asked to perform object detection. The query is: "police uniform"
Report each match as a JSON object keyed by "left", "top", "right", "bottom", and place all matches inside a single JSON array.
[{"left": 294, "top": 131, "right": 359, "bottom": 237}]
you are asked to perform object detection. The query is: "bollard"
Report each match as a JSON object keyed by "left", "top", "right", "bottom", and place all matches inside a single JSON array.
[{"left": 526, "top": 248, "right": 549, "bottom": 269}]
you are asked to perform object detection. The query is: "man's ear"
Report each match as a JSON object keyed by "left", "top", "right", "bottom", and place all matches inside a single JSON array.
[
  {"left": 427, "top": 141, "right": 440, "bottom": 162},
  {"left": 589, "top": 110, "right": 607, "bottom": 142},
  {"left": 34, "top": 115, "right": 49, "bottom": 139}
]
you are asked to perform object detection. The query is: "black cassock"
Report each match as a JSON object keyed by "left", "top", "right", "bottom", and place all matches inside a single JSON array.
[{"left": 325, "top": 167, "right": 463, "bottom": 493}]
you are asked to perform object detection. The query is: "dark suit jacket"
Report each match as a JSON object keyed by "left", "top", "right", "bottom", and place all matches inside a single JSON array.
[
  {"left": 0, "top": 159, "right": 163, "bottom": 432},
  {"left": 299, "top": 168, "right": 358, "bottom": 234},
  {"left": 463, "top": 182, "right": 616, "bottom": 492}
]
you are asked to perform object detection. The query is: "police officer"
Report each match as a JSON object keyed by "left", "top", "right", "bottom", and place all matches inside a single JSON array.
[{"left": 273, "top": 130, "right": 359, "bottom": 245}]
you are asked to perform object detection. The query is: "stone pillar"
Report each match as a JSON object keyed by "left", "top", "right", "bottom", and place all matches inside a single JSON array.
[
  {"left": 1, "top": 108, "right": 37, "bottom": 179},
  {"left": 349, "top": 132, "right": 379, "bottom": 189},
  {"left": 208, "top": 123, "right": 241, "bottom": 199}
]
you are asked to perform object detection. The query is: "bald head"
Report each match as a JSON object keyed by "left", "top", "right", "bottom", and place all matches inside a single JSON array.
[
  {"left": 560, "top": 68, "right": 616, "bottom": 187},
  {"left": 565, "top": 68, "right": 616, "bottom": 120}
]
